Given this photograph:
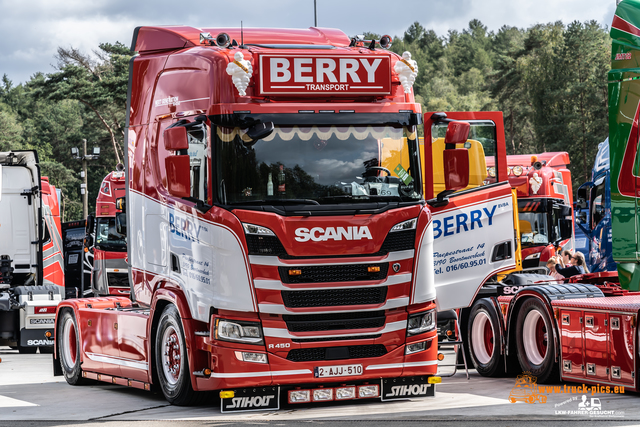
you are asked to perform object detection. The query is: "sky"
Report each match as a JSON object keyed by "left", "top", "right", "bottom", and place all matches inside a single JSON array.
[{"left": 0, "top": 0, "right": 618, "bottom": 86}]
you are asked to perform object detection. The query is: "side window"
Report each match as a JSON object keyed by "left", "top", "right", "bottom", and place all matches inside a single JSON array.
[
  {"left": 157, "top": 116, "right": 211, "bottom": 204},
  {"left": 431, "top": 120, "right": 495, "bottom": 194},
  {"left": 591, "top": 181, "right": 605, "bottom": 227},
  {"left": 186, "top": 120, "right": 210, "bottom": 203}
]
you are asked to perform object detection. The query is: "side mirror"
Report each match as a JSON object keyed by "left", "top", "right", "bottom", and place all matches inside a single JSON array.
[
  {"left": 115, "top": 197, "right": 126, "bottom": 212},
  {"left": 559, "top": 219, "right": 573, "bottom": 240},
  {"left": 84, "top": 234, "right": 94, "bottom": 248},
  {"left": 444, "top": 121, "right": 470, "bottom": 146},
  {"left": 559, "top": 205, "right": 572, "bottom": 217},
  {"left": 443, "top": 149, "right": 470, "bottom": 192},
  {"left": 577, "top": 211, "right": 587, "bottom": 224},
  {"left": 86, "top": 214, "right": 94, "bottom": 234},
  {"left": 246, "top": 122, "right": 274, "bottom": 143},
  {"left": 164, "top": 126, "right": 189, "bottom": 151},
  {"left": 115, "top": 212, "right": 127, "bottom": 236},
  {"left": 165, "top": 156, "right": 191, "bottom": 198},
  {"left": 576, "top": 182, "right": 593, "bottom": 209}
]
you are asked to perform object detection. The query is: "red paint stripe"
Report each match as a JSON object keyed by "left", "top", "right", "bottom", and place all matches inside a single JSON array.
[{"left": 613, "top": 15, "right": 640, "bottom": 38}]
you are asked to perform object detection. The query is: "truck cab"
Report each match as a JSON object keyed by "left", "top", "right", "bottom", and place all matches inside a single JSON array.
[
  {"left": 486, "top": 152, "right": 574, "bottom": 269},
  {"left": 0, "top": 151, "right": 64, "bottom": 353},
  {"left": 574, "top": 140, "right": 615, "bottom": 273},
  {"left": 90, "top": 166, "right": 128, "bottom": 296}
]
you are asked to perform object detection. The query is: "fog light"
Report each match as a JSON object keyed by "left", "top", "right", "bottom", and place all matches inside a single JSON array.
[
  {"left": 357, "top": 384, "right": 379, "bottom": 398},
  {"left": 219, "top": 390, "right": 235, "bottom": 398},
  {"left": 428, "top": 376, "right": 442, "bottom": 384},
  {"left": 406, "top": 341, "right": 427, "bottom": 355},
  {"left": 335, "top": 386, "right": 356, "bottom": 400},
  {"left": 234, "top": 351, "right": 268, "bottom": 363},
  {"left": 312, "top": 388, "right": 333, "bottom": 401},
  {"left": 288, "top": 389, "right": 311, "bottom": 403}
]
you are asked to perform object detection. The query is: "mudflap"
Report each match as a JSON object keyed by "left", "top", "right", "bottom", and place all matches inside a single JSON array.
[
  {"left": 431, "top": 182, "right": 516, "bottom": 311},
  {"left": 220, "top": 387, "right": 280, "bottom": 413},
  {"left": 19, "top": 327, "right": 54, "bottom": 347},
  {"left": 381, "top": 376, "right": 436, "bottom": 401}
]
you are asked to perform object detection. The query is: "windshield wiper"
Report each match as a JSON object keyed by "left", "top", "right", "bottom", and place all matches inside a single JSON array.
[{"left": 230, "top": 199, "right": 320, "bottom": 206}]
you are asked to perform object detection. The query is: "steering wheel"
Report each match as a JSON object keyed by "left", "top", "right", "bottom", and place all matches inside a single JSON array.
[{"left": 365, "top": 166, "right": 391, "bottom": 176}]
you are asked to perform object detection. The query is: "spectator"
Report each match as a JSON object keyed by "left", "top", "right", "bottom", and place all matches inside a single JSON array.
[
  {"left": 546, "top": 258, "right": 565, "bottom": 281},
  {"left": 562, "top": 250, "right": 573, "bottom": 267},
  {"left": 556, "top": 252, "right": 589, "bottom": 278}
]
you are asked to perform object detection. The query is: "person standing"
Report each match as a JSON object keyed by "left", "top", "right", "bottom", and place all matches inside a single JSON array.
[{"left": 555, "top": 252, "right": 589, "bottom": 278}]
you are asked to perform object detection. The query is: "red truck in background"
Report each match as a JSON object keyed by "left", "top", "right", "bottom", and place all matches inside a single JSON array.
[
  {"left": 86, "top": 165, "right": 128, "bottom": 296},
  {"left": 0, "top": 151, "right": 64, "bottom": 353},
  {"left": 486, "top": 152, "right": 574, "bottom": 269},
  {"left": 53, "top": 26, "right": 516, "bottom": 411}
]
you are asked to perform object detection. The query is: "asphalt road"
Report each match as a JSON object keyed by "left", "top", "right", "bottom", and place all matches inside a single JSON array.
[{"left": 1, "top": 346, "right": 639, "bottom": 426}]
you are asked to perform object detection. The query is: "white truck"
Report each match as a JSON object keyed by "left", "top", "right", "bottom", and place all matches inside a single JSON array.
[{"left": 0, "top": 151, "right": 64, "bottom": 353}]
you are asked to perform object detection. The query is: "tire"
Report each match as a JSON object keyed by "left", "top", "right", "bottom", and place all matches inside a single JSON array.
[
  {"left": 155, "top": 305, "right": 206, "bottom": 406},
  {"left": 57, "top": 309, "right": 88, "bottom": 385},
  {"left": 467, "top": 299, "right": 504, "bottom": 377},
  {"left": 515, "top": 298, "right": 558, "bottom": 383}
]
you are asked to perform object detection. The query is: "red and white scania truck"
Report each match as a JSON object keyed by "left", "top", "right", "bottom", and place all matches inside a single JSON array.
[
  {"left": 86, "top": 166, "right": 129, "bottom": 296},
  {"left": 53, "top": 26, "right": 517, "bottom": 410},
  {"left": 0, "top": 151, "right": 64, "bottom": 353}
]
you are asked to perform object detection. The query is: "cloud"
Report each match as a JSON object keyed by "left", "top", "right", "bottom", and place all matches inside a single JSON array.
[{"left": 0, "top": 0, "right": 618, "bottom": 85}]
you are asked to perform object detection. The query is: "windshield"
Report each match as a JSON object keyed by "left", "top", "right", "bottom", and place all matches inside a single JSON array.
[
  {"left": 63, "top": 228, "right": 85, "bottom": 250},
  {"left": 519, "top": 211, "right": 549, "bottom": 246},
  {"left": 95, "top": 217, "right": 126, "bottom": 251},
  {"left": 214, "top": 125, "right": 422, "bottom": 206}
]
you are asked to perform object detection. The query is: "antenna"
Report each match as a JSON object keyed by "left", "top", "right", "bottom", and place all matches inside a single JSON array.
[{"left": 241, "top": 21, "right": 244, "bottom": 48}]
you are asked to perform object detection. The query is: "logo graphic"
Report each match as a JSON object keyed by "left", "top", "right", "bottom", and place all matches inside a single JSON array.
[
  {"left": 578, "top": 395, "right": 601, "bottom": 412},
  {"left": 294, "top": 226, "right": 373, "bottom": 242},
  {"left": 392, "top": 263, "right": 401, "bottom": 272},
  {"left": 386, "top": 384, "right": 431, "bottom": 398},
  {"left": 226, "top": 395, "right": 275, "bottom": 409},
  {"left": 509, "top": 373, "right": 547, "bottom": 404}
]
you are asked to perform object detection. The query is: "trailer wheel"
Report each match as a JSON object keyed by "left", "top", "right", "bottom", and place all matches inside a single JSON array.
[
  {"left": 155, "top": 304, "right": 204, "bottom": 406},
  {"left": 515, "top": 298, "right": 558, "bottom": 383},
  {"left": 467, "top": 299, "right": 504, "bottom": 377},
  {"left": 58, "top": 309, "right": 88, "bottom": 385}
]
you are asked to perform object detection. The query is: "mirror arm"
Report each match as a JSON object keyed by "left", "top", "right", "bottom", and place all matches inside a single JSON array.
[
  {"left": 426, "top": 189, "right": 455, "bottom": 208},
  {"left": 182, "top": 196, "right": 213, "bottom": 214}
]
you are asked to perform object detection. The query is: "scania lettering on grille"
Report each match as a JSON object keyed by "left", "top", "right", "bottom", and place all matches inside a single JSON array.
[
  {"left": 386, "top": 384, "right": 430, "bottom": 397},
  {"left": 226, "top": 395, "right": 275, "bottom": 409},
  {"left": 294, "top": 226, "right": 373, "bottom": 242}
]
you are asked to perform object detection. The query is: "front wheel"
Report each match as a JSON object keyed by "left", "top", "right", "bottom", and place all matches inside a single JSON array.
[
  {"left": 515, "top": 298, "right": 558, "bottom": 383},
  {"left": 57, "top": 309, "right": 88, "bottom": 385},
  {"left": 155, "top": 305, "right": 206, "bottom": 406},
  {"left": 467, "top": 299, "right": 504, "bottom": 377}
]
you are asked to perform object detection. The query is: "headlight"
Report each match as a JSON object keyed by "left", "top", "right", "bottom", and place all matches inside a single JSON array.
[
  {"left": 242, "top": 223, "right": 275, "bottom": 236},
  {"left": 407, "top": 309, "right": 436, "bottom": 336},
  {"left": 512, "top": 165, "right": 524, "bottom": 176},
  {"left": 215, "top": 319, "right": 263, "bottom": 344},
  {"left": 524, "top": 252, "right": 541, "bottom": 260},
  {"left": 390, "top": 218, "right": 417, "bottom": 232},
  {"left": 487, "top": 167, "right": 496, "bottom": 178}
]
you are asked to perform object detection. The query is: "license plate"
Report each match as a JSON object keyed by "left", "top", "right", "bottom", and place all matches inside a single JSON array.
[{"left": 314, "top": 364, "right": 363, "bottom": 378}]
